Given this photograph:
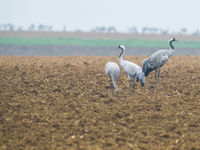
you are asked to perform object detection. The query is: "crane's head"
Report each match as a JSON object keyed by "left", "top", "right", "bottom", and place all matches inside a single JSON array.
[
  {"left": 115, "top": 88, "right": 119, "bottom": 94},
  {"left": 169, "top": 38, "right": 178, "bottom": 42},
  {"left": 136, "top": 72, "right": 145, "bottom": 87},
  {"left": 118, "top": 44, "right": 126, "bottom": 50}
]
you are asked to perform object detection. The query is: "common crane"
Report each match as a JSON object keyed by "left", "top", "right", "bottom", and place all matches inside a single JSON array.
[
  {"left": 117, "top": 45, "right": 145, "bottom": 99},
  {"left": 105, "top": 61, "right": 120, "bottom": 97},
  {"left": 142, "top": 38, "right": 178, "bottom": 88}
]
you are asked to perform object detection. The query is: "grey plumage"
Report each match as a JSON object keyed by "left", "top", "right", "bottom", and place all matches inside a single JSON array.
[
  {"left": 105, "top": 61, "right": 120, "bottom": 97},
  {"left": 142, "top": 38, "right": 178, "bottom": 88}
]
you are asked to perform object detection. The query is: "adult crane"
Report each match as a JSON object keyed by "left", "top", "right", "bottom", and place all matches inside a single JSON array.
[
  {"left": 117, "top": 45, "right": 145, "bottom": 99},
  {"left": 142, "top": 38, "right": 178, "bottom": 88}
]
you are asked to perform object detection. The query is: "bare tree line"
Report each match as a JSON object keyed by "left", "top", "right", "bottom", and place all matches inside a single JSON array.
[
  {"left": 128, "top": 27, "right": 200, "bottom": 35},
  {"left": 0, "top": 23, "right": 53, "bottom": 31},
  {"left": 0, "top": 23, "right": 200, "bottom": 35}
]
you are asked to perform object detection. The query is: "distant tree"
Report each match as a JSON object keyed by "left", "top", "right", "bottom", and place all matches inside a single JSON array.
[
  {"left": 128, "top": 27, "right": 138, "bottom": 33},
  {"left": 142, "top": 27, "right": 169, "bottom": 35},
  {"left": 107, "top": 26, "right": 117, "bottom": 33},
  {"left": 91, "top": 26, "right": 117, "bottom": 33},
  {"left": 100, "top": 26, "right": 106, "bottom": 32},
  {"left": 179, "top": 28, "right": 188, "bottom": 35},
  {"left": 38, "top": 24, "right": 44, "bottom": 31},
  {"left": 5, "top": 23, "right": 14, "bottom": 31},
  {"left": 28, "top": 24, "right": 35, "bottom": 31},
  {"left": 91, "top": 26, "right": 103, "bottom": 32},
  {"left": 142, "top": 27, "right": 159, "bottom": 34},
  {"left": 159, "top": 29, "right": 168, "bottom": 35},
  {"left": 142, "top": 27, "right": 148, "bottom": 34}
]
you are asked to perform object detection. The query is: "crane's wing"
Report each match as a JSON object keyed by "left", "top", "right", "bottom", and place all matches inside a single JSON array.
[{"left": 150, "top": 50, "right": 171, "bottom": 67}]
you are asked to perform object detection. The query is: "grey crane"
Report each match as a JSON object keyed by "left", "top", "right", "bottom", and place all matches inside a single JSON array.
[
  {"left": 142, "top": 38, "right": 178, "bottom": 88},
  {"left": 117, "top": 45, "right": 145, "bottom": 99},
  {"left": 105, "top": 61, "right": 120, "bottom": 97}
]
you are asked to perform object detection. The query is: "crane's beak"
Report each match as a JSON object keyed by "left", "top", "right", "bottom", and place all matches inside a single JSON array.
[
  {"left": 141, "top": 82, "right": 145, "bottom": 87},
  {"left": 175, "top": 40, "right": 179, "bottom": 42}
]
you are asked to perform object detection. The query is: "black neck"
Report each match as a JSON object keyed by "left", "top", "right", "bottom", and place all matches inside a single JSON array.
[
  {"left": 119, "top": 48, "right": 124, "bottom": 59},
  {"left": 169, "top": 40, "right": 174, "bottom": 49}
]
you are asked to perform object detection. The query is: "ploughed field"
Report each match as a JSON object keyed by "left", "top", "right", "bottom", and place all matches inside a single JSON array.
[{"left": 0, "top": 56, "right": 200, "bottom": 149}]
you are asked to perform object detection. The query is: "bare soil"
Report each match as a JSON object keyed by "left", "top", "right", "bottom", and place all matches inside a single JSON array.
[{"left": 0, "top": 56, "right": 200, "bottom": 149}]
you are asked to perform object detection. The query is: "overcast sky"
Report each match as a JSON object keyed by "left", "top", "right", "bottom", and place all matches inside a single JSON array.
[{"left": 0, "top": 0, "right": 200, "bottom": 33}]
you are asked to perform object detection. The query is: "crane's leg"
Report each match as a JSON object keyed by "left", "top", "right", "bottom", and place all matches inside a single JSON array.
[
  {"left": 132, "top": 78, "right": 135, "bottom": 95},
  {"left": 155, "top": 69, "right": 157, "bottom": 89},
  {"left": 112, "top": 77, "right": 119, "bottom": 95},
  {"left": 110, "top": 78, "right": 113, "bottom": 97},
  {"left": 126, "top": 77, "right": 132, "bottom": 99},
  {"left": 157, "top": 68, "right": 160, "bottom": 88}
]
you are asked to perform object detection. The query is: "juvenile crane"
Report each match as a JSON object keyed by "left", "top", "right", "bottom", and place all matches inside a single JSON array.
[
  {"left": 142, "top": 38, "right": 178, "bottom": 88},
  {"left": 105, "top": 61, "right": 120, "bottom": 97},
  {"left": 117, "top": 45, "right": 145, "bottom": 99}
]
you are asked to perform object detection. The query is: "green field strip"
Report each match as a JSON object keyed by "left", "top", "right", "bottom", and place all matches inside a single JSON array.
[{"left": 0, "top": 37, "right": 200, "bottom": 49}]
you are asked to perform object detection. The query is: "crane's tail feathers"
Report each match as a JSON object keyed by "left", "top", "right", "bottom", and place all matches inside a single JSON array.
[
  {"left": 142, "top": 58, "right": 152, "bottom": 77},
  {"left": 142, "top": 58, "right": 150, "bottom": 71},
  {"left": 144, "top": 70, "right": 152, "bottom": 77},
  {"left": 144, "top": 67, "right": 154, "bottom": 77}
]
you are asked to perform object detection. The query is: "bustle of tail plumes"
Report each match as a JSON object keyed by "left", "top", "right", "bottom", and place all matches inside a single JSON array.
[{"left": 142, "top": 58, "right": 154, "bottom": 77}]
